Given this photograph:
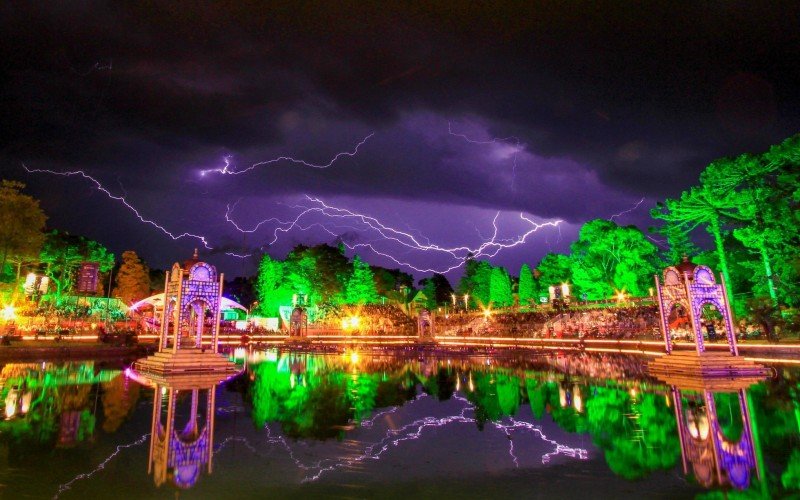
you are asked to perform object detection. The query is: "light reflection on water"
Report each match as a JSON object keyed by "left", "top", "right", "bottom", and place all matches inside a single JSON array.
[{"left": 1, "top": 350, "right": 798, "bottom": 498}]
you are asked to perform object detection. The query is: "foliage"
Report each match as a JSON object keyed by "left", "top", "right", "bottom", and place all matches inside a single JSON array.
[
  {"left": 418, "top": 273, "right": 454, "bottom": 309},
  {"left": 518, "top": 264, "right": 535, "bottom": 306},
  {"left": 0, "top": 180, "right": 47, "bottom": 280},
  {"left": 569, "top": 220, "right": 661, "bottom": 299},
  {"left": 535, "top": 253, "right": 572, "bottom": 294},
  {"left": 255, "top": 254, "right": 292, "bottom": 316},
  {"left": 458, "top": 259, "right": 493, "bottom": 307},
  {"left": 113, "top": 250, "right": 150, "bottom": 304},
  {"left": 489, "top": 266, "right": 513, "bottom": 307},
  {"left": 39, "top": 230, "right": 114, "bottom": 303},
  {"left": 345, "top": 255, "right": 380, "bottom": 304}
]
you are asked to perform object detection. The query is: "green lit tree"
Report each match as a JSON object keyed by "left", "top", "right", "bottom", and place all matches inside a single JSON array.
[
  {"left": 255, "top": 253, "right": 292, "bottom": 316},
  {"left": 458, "top": 258, "right": 493, "bottom": 307},
  {"left": 345, "top": 255, "right": 379, "bottom": 304},
  {"left": 0, "top": 180, "right": 47, "bottom": 281},
  {"left": 489, "top": 266, "right": 513, "bottom": 307},
  {"left": 535, "top": 253, "right": 572, "bottom": 294},
  {"left": 651, "top": 219, "right": 699, "bottom": 266},
  {"left": 39, "top": 230, "right": 114, "bottom": 304},
  {"left": 518, "top": 263, "right": 535, "bottom": 306},
  {"left": 569, "top": 220, "right": 660, "bottom": 299}
]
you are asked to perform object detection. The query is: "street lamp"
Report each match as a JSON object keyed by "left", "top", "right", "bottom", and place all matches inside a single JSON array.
[{"left": 463, "top": 294, "right": 469, "bottom": 309}]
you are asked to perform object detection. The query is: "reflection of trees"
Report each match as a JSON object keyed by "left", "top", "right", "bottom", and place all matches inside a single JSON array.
[
  {"left": 0, "top": 362, "right": 119, "bottom": 459},
  {"left": 249, "top": 360, "right": 417, "bottom": 440},
  {"left": 465, "top": 372, "right": 521, "bottom": 429},
  {"left": 101, "top": 375, "right": 140, "bottom": 433}
]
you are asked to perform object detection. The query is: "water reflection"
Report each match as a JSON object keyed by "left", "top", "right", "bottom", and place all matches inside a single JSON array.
[
  {"left": 671, "top": 384, "right": 760, "bottom": 491},
  {"left": 2, "top": 352, "right": 800, "bottom": 498},
  {"left": 147, "top": 379, "right": 217, "bottom": 489}
]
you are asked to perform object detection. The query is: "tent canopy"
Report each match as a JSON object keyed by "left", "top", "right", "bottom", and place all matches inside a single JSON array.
[{"left": 129, "top": 293, "right": 248, "bottom": 313}]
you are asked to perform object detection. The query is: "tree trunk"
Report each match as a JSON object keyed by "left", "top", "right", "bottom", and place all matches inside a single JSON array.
[
  {"left": 758, "top": 243, "right": 778, "bottom": 304},
  {"left": 710, "top": 218, "right": 735, "bottom": 308}
]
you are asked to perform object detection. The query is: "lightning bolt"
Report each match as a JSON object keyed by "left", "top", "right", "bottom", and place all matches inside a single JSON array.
[
  {"left": 53, "top": 432, "right": 150, "bottom": 499},
  {"left": 608, "top": 197, "right": 646, "bottom": 222},
  {"left": 23, "top": 164, "right": 213, "bottom": 249},
  {"left": 448, "top": 121, "right": 522, "bottom": 191},
  {"left": 200, "top": 132, "right": 375, "bottom": 176},
  {"left": 226, "top": 196, "right": 562, "bottom": 273}
]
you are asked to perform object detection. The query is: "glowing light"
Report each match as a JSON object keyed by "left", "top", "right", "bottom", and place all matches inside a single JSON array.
[
  {"left": 483, "top": 309, "right": 492, "bottom": 318},
  {"left": 342, "top": 316, "right": 361, "bottom": 331},
  {"left": 349, "top": 351, "right": 360, "bottom": 364},
  {"left": 200, "top": 133, "right": 375, "bottom": 176},
  {"left": 616, "top": 291, "right": 627, "bottom": 302},
  {"left": 1, "top": 304, "right": 15, "bottom": 322}
]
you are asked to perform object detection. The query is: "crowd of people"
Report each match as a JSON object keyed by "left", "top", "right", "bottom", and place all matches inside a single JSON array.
[{"left": 436, "top": 306, "right": 662, "bottom": 340}]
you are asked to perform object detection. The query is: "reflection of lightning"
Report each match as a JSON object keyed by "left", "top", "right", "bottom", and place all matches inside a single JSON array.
[
  {"left": 448, "top": 121, "right": 522, "bottom": 191},
  {"left": 23, "top": 164, "right": 213, "bottom": 249},
  {"left": 53, "top": 432, "right": 150, "bottom": 499},
  {"left": 609, "top": 197, "right": 646, "bottom": 222},
  {"left": 200, "top": 133, "right": 375, "bottom": 176},
  {"left": 208, "top": 393, "right": 587, "bottom": 485},
  {"left": 226, "top": 196, "right": 562, "bottom": 273}
]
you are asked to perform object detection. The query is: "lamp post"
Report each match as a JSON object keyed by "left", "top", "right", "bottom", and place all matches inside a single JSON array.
[{"left": 463, "top": 294, "right": 469, "bottom": 310}]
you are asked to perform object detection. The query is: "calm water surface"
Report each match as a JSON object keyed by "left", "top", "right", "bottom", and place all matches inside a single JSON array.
[{"left": 1, "top": 349, "right": 797, "bottom": 499}]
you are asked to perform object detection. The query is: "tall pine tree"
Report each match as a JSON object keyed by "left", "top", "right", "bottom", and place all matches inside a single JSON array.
[
  {"left": 345, "top": 255, "right": 379, "bottom": 304},
  {"left": 518, "top": 264, "right": 534, "bottom": 306}
]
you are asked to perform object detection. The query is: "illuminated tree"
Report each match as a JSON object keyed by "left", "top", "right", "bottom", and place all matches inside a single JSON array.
[
  {"left": 569, "top": 220, "right": 660, "bottom": 299},
  {"left": 345, "top": 255, "right": 379, "bottom": 304},
  {"left": 518, "top": 264, "right": 535, "bottom": 306},
  {"left": 284, "top": 247, "right": 320, "bottom": 303},
  {"left": 458, "top": 259, "right": 493, "bottom": 307},
  {"left": 652, "top": 179, "right": 741, "bottom": 301},
  {"left": 39, "top": 230, "right": 114, "bottom": 303},
  {"left": 112, "top": 250, "right": 150, "bottom": 304},
  {"left": 489, "top": 266, "right": 513, "bottom": 307},
  {"left": 652, "top": 219, "right": 699, "bottom": 265},
  {"left": 255, "top": 254, "right": 292, "bottom": 316},
  {"left": 0, "top": 180, "right": 47, "bottom": 280},
  {"left": 536, "top": 253, "right": 572, "bottom": 293}
]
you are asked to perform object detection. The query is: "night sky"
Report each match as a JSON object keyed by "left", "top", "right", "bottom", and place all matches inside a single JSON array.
[{"left": 2, "top": 3, "right": 799, "bottom": 279}]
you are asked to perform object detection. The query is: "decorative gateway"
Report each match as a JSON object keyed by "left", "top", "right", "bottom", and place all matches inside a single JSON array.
[
  {"left": 159, "top": 249, "right": 223, "bottom": 352},
  {"left": 654, "top": 257, "right": 738, "bottom": 355}
]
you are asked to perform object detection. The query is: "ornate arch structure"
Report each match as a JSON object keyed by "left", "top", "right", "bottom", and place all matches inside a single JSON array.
[
  {"left": 159, "top": 251, "right": 224, "bottom": 353},
  {"left": 655, "top": 261, "right": 738, "bottom": 355},
  {"left": 671, "top": 386, "right": 760, "bottom": 491},
  {"left": 149, "top": 382, "right": 216, "bottom": 489}
]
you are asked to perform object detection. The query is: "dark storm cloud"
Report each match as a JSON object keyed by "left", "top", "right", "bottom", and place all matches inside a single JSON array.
[{"left": 2, "top": 2, "right": 799, "bottom": 271}]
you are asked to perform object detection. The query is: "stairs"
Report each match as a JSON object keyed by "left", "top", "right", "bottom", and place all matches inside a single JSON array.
[
  {"left": 134, "top": 348, "right": 240, "bottom": 379},
  {"left": 648, "top": 351, "right": 772, "bottom": 390}
]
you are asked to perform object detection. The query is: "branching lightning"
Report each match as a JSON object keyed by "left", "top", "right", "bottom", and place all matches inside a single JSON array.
[
  {"left": 200, "top": 132, "right": 375, "bottom": 176},
  {"left": 608, "top": 197, "right": 646, "bottom": 222},
  {"left": 226, "top": 195, "right": 562, "bottom": 273},
  {"left": 23, "top": 164, "right": 213, "bottom": 248}
]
